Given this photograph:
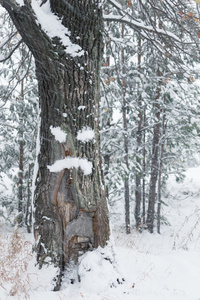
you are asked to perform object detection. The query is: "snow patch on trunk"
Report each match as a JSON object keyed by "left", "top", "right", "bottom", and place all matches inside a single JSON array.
[
  {"left": 77, "top": 127, "right": 95, "bottom": 142},
  {"left": 47, "top": 157, "right": 92, "bottom": 175},
  {"left": 50, "top": 126, "right": 67, "bottom": 143},
  {"left": 78, "top": 106, "right": 86, "bottom": 110},
  {"left": 31, "top": 0, "right": 84, "bottom": 57},
  {"left": 15, "top": 0, "right": 24, "bottom": 6}
]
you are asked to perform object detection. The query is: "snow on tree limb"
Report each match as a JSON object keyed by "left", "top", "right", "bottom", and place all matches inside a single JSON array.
[
  {"left": 103, "top": 14, "right": 180, "bottom": 44},
  {"left": 31, "top": 0, "right": 85, "bottom": 57}
]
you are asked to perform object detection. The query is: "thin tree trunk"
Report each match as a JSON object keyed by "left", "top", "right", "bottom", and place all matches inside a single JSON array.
[
  {"left": 25, "top": 163, "right": 32, "bottom": 233},
  {"left": 121, "top": 4, "right": 130, "bottom": 234},
  {"left": 146, "top": 69, "right": 162, "bottom": 233},
  {"left": 103, "top": 20, "right": 111, "bottom": 179},
  {"left": 18, "top": 74, "right": 24, "bottom": 217},
  {"left": 18, "top": 140, "right": 23, "bottom": 213},
  {"left": 157, "top": 92, "right": 166, "bottom": 234},
  {"left": 142, "top": 109, "right": 146, "bottom": 225},
  {"left": 135, "top": 33, "right": 142, "bottom": 230},
  {"left": 146, "top": 15, "right": 163, "bottom": 233}
]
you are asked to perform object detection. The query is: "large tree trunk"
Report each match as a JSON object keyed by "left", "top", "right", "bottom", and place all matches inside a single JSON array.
[{"left": 1, "top": 0, "right": 110, "bottom": 287}]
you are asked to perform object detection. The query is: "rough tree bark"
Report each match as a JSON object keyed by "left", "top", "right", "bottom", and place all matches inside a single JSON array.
[{"left": 0, "top": 0, "right": 110, "bottom": 289}]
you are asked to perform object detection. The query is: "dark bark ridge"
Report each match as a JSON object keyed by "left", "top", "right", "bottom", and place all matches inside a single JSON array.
[{"left": 0, "top": 0, "right": 110, "bottom": 288}]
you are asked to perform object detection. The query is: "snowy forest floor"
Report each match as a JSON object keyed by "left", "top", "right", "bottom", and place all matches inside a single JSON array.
[{"left": 1, "top": 166, "right": 200, "bottom": 299}]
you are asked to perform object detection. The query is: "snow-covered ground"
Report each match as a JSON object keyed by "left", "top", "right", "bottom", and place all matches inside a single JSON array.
[{"left": 1, "top": 166, "right": 200, "bottom": 299}]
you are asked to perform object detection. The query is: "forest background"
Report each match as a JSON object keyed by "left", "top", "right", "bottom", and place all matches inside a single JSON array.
[
  {"left": 1, "top": 0, "right": 200, "bottom": 233},
  {"left": 0, "top": 0, "right": 200, "bottom": 298}
]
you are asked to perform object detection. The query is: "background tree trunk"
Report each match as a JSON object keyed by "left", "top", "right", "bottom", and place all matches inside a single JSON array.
[
  {"left": 121, "top": 0, "right": 130, "bottom": 234},
  {"left": 146, "top": 69, "right": 162, "bottom": 233},
  {"left": 135, "top": 33, "right": 142, "bottom": 230},
  {"left": 1, "top": 0, "right": 110, "bottom": 288}
]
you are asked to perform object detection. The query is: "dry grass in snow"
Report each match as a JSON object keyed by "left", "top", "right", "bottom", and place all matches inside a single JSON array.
[{"left": 0, "top": 230, "right": 32, "bottom": 298}]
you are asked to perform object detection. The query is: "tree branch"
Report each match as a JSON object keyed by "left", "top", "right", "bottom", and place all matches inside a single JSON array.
[
  {"left": 0, "top": 39, "right": 23, "bottom": 62},
  {"left": 104, "top": 14, "right": 182, "bottom": 44},
  {"left": 0, "top": 31, "right": 18, "bottom": 49},
  {"left": 0, "top": 0, "right": 21, "bottom": 11}
]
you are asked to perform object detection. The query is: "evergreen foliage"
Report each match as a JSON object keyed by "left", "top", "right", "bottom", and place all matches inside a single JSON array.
[
  {"left": 0, "top": 9, "right": 38, "bottom": 228},
  {"left": 101, "top": 0, "right": 200, "bottom": 233}
]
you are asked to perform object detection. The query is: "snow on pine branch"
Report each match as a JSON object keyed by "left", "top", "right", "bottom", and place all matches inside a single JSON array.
[
  {"left": 103, "top": 14, "right": 180, "bottom": 43},
  {"left": 47, "top": 157, "right": 92, "bottom": 175},
  {"left": 31, "top": 0, "right": 84, "bottom": 57}
]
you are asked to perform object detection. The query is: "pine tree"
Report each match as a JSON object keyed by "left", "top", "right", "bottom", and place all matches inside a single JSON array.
[
  {"left": 0, "top": 10, "right": 38, "bottom": 227},
  {"left": 102, "top": 0, "right": 200, "bottom": 233}
]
